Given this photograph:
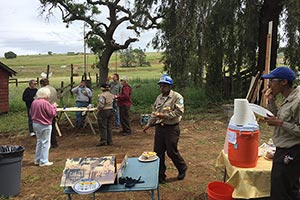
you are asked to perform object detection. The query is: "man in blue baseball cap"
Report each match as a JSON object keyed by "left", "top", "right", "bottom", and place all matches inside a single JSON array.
[
  {"left": 261, "top": 66, "right": 296, "bottom": 82},
  {"left": 261, "top": 66, "right": 300, "bottom": 200}
]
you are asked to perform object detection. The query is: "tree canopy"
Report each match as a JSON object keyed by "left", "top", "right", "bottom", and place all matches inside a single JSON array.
[{"left": 150, "top": 0, "right": 300, "bottom": 100}]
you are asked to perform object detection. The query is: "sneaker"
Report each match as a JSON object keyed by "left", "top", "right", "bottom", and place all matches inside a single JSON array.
[
  {"left": 30, "top": 132, "right": 36, "bottom": 137},
  {"left": 34, "top": 161, "right": 39, "bottom": 165},
  {"left": 39, "top": 162, "right": 53, "bottom": 167}
]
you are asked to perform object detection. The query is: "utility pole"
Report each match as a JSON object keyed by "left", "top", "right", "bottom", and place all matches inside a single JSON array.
[{"left": 83, "top": 22, "right": 87, "bottom": 77}]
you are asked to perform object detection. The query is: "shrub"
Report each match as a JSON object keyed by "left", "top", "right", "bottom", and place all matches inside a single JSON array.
[{"left": 4, "top": 51, "right": 17, "bottom": 59}]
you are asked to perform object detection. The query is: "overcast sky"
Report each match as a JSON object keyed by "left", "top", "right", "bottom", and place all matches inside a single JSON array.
[{"left": 0, "top": 0, "right": 156, "bottom": 57}]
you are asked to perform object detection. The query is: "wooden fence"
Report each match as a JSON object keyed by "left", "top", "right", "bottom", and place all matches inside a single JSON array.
[{"left": 9, "top": 64, "right": 98, "bottom": 102}]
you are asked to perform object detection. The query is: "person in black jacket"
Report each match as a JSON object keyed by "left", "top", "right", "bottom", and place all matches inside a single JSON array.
[{"left": 22, "top": 79, "right": 38, "bottom": 137}]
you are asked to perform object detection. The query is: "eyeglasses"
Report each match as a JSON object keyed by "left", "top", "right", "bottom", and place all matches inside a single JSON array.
[{"left": 269, "top": 79, "right": 282, "bottom": 83}]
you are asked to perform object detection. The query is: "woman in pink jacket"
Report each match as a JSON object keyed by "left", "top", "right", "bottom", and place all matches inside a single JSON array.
[{"left": 30, "top": 87, "right": 57, "bottom": 167}]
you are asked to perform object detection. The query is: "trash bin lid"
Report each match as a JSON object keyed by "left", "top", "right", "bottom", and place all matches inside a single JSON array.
[{"left": 0, "top": 145, "right": 25, "bottom": 158}]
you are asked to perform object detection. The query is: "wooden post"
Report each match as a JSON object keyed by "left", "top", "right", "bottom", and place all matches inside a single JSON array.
[
  {"left": 46, "top": 65, "right": 50, "bottom": 79},
  {"left": 261, "top": 21, "right": 273, "bottom": 107},
  {"left": 60, "top": 81, "right": 64, "bottom": 102},
  {"left": 70, "top": 64, "right": 74, "bottom": 96}
]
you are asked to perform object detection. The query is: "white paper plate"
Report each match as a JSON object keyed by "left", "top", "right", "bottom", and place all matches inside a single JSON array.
[
  {"left": 72, "top": 178, "right": 101, "bottom": 194},
  {"left": 249, "top": 103, "right": 274, "bottom": 117},
  {"left": 138, "top": 155, "right": 158, "bottom": 162}
]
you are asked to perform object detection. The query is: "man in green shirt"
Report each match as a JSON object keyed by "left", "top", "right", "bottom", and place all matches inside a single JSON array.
[{"left": 109, "top": 73, "right": 122, "bottom": 128}]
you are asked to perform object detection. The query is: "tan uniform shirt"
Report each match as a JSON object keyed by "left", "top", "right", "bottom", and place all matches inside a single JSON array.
[
  {"left": 267, "top": 87, "right": 300, "bottom": 148},
  {"left": 148, "top": 90, "right": 184, "bottom": 126},
  {"left": 97, "top": 91, "right": 114, "bottom": 111}
]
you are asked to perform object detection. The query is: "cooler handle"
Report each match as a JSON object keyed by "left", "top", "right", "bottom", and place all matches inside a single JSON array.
[{"left": 238, "top": 130, "right": 255, "bottom": 136}]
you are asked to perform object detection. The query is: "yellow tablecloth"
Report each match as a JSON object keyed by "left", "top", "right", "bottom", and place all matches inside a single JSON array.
[{"left": 216, "top": 150, "right": 272, "bottom": 199}]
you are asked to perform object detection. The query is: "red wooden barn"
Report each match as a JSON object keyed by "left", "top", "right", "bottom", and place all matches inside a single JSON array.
[{"left": 0, "top": 62, "right": 17, "bottom": 114}]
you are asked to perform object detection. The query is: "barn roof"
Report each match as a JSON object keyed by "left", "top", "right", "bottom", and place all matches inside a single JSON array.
[{"left": 0, "top": 61, "right": 17, "bottom": 77}]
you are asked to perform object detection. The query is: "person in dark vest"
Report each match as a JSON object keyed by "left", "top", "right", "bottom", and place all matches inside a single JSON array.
[{"left": 22, "top": 79, "right": 38, "bottom": 137}]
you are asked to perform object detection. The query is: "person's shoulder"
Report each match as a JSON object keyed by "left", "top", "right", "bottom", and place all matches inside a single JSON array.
[{"left": 170, "top": 90, "right": 183, "bottom": 97}]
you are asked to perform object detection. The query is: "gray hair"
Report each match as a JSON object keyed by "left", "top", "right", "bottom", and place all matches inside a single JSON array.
[
  {"left": 29, "top": 79, "right": 37, "bottom": 85},
  {"left": 36, "top": 87, "right": 51, "bottom": 99}
]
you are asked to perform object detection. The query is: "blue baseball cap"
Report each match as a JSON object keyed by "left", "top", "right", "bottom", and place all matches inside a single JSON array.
[{"left": 261, "top": 67, "right": 296, "bottom": 82}]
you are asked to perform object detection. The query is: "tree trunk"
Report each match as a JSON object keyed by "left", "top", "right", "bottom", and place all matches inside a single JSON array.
[
  {"left": 257, "top": 0, "right": 283, "bottom": 72},
  {"left": 98, "top": 48, "right": 114, "bottom": 85}
]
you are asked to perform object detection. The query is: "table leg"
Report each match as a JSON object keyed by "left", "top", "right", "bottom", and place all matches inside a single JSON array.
[
  {"left": 92, "top": 112, "right": 97, "bottom": 121},
  {"left": 223, "top": 168, "right": 227, "bottom": 182},
  {"left": 55, "top": 121, "right": 62, "bottom": 137},
  {"left": 157, "top": 185, "right": 160, "bottom": 200},
  {"left": 63, "top": 112, "right": 75, "bottom": 128},
  {"left": 149, "top": 190, "right": 154, "bottom": 200},
  {"left": 67, "top": 194, "right": 72, "bottom": 200},
  {"left": 86, "top": 115, "right": 96, "bottom": 135}
]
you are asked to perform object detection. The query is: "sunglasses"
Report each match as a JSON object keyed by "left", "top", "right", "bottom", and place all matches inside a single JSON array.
[{"left": 269, "top": 79, "right": 282, "bottom": 83}]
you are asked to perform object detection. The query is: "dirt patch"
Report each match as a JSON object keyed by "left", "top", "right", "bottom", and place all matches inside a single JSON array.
[{"left": 0, "top": 114, "right": 271, "bottom": 200}]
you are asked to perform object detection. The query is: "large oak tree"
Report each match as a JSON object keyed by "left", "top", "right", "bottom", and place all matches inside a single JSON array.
[{"left": 39, "top": 0, "right": 161, "bottom": 84}]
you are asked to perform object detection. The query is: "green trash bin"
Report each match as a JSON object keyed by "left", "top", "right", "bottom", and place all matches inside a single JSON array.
[{"left": 0, "top": 145, "right": 25, "bottom": 198}]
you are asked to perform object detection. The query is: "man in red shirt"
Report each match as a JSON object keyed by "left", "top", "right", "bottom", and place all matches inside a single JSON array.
[{"left": 115, "top": 76, "right": 132, "bottom": 136}]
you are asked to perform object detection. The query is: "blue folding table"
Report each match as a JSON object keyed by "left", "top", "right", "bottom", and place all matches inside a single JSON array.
[{"left": 64, "top": 157, "right": 160, "bottom": 200}]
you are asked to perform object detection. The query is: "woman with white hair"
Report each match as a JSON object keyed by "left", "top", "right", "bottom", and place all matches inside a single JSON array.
[{"left": 30, "top": 87, "right": 57, "bottom": 167}]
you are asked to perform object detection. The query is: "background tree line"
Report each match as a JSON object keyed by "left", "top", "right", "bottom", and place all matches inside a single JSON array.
[{"left": 39, "top": 0, "right": 300, "bottom": 102}]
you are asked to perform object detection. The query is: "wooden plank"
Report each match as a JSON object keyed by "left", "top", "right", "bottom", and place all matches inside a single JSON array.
[
  {"left": 246, "top": 71, "right": 261, "bottom": 102},
  {"left": 261, "top": 21, "right": 273, "bottom": 107}
]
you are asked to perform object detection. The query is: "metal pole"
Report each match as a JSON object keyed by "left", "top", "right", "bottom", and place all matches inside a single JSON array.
[{"left": 83, "top": 22, "right": 87, "bottom": 75}]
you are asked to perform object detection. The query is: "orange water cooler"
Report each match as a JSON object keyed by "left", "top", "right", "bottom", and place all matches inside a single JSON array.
[{"left": 227, "top": 124, "right": 259, "bottom": 168}]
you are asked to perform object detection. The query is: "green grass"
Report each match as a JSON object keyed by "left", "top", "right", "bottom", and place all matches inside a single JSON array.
[{"left": 0, "top": 52, "right": 164, "bottom": 78}]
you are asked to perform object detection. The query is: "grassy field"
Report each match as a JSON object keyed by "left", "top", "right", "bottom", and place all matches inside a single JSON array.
[{"left": 1, "top": 52, "right": 164, "bottom": 79}]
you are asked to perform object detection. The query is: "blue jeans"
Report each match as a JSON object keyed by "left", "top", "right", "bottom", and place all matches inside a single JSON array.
[
  {"left": 33, "top": 122, "right": 52, "bottom": 164},
  {"left": 113, "top": 100, "right": 120, "bottom": 127},
  {"left": 75, "top": 101, "right": 89, "bottom": 127}
]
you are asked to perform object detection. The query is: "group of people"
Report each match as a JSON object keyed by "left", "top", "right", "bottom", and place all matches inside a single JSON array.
[
  {"left": 96, "top": 74, "right": 132, "bottom": 146},
  {"left": 22, "top": 67, "right": 300, "bottom": 196},
  {"left": 22, "top": 73, "right": 188, "bottom": 184}
]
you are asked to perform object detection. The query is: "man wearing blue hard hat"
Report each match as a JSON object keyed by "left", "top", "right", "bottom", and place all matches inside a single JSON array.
[
  {"left": 261, "top": 66, "right": 300, "bottom": 200},
  {"left": 143, "top": 74, "right": 187, "bottom": 184}
]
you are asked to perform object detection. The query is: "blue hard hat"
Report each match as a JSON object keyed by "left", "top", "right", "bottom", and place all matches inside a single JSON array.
[{"left": 158, "top": 74, "right": 173, "bottom": 85}]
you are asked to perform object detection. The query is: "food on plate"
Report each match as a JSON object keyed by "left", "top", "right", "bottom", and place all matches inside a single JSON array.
[
  {"left": 141, "top": 151, "right": 157, "bottom": 159},
  {"left": 162, "top": 107, "right": 171, "bottom": 111}
]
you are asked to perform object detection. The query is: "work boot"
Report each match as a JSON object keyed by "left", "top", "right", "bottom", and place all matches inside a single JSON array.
[{"left": 177, "top": 167, "right": 187, "bottom": 180}]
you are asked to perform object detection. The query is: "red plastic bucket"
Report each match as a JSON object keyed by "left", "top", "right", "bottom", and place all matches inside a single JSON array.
[
  {"left": 206, "top": 181, "right": 234, "bottom": 200},
  {"left": 227, "top": 126, "right": 259, "bottom": 168}
]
